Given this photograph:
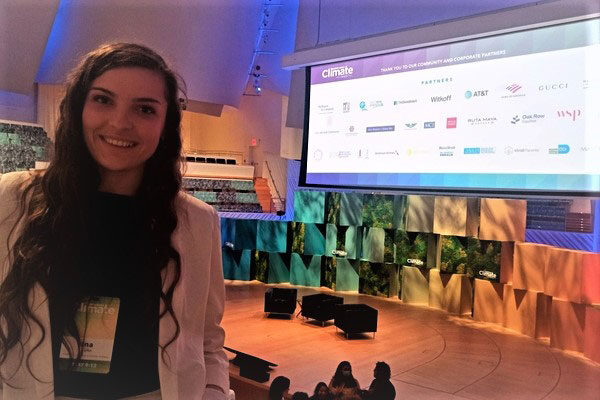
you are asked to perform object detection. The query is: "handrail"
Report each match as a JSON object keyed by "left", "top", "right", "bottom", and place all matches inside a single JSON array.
[{"left": 264, "top": 160, "right": 285, "bottom": 210}]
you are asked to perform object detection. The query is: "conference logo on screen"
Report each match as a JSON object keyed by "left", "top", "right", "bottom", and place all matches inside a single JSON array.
[
  {"left": 557, "top": 109, "right": 582, "bottom": 121},
  {"left": 538, "top": 83, "right": 568, "bottom": 91},
  {"left": 446, "top": 117, "right": 457, "bottom": 128},
  {"left": 548, "top": 144, "right": 570, "bottom": 154},
  {"left": 464, "top": 90, "right": 489, "bottom": 99},
  {"left": 501, "top": 83, "right": 525, "bottom": 98},
  {"left": 321, "top": 66, "right": 354, "bottom": 79}
]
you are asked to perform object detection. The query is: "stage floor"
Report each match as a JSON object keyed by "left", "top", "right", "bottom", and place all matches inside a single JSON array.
[{"left": 222, "top": 281, "right": 600, "bottom": 399}]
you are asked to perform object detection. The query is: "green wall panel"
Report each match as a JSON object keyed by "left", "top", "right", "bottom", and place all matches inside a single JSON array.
[
  {"left": 335, "top": 258, "right": 359, "bottom": 292},
  {"left": 294, "top": 190, "right": 325, "bottom": 223},
  {"left": 222, "top": 249, "right": 251, "bottom": 281},
  {"left": 361, "top": 227, "right": 385, "bottom": 263},
  {"left": 325, "top": 223, "right": 337, "bottom": 257},
  {"left": 325, "top": 192, "right": 341, "bottom": 224},
  {"left": 344, "top": 226, "right": 362, "bottom": 260},
  {"left": 290, "top": 253, "right": 322, "bottom": 287},
  {"left": 362, "top": 194, "right": 394, "bottom": 228},
  {"left": 359, "top": 262, "right": 398, "bottom": 298},
  {"left": 394, "top": 231, "right": 428, "bottom": 267},
  {"left": 393, "top": 195, "right": 408, "bottom": 230},
  {"left": 256, "top": 220, "right": 287, "bottom": 253},
  {"left": 220, "top": 217, "right": 236, "bottom": 247},
  {"left": 253, "top": 251, "right": 268, "bottom": 282},
  {"left": 323, "top": 258, "right": 337, "bottom": 289},
  {"left": 289, "top": 222, "right": 304, "bottom": 254},
  {"left": 440, "top": 236, "right": 501, "bottom": 279},
  {"left": 234, "top": 219, "right": 257, "bottom": 250},
  {"left": 304, "top": 223, "right": 326, "bottom": 256},
  {"left": 340, "top": 193, "right": 363, "bottom": 226},
  {"left": 268, "top": 252, "right": 291, "bottom": 283}
]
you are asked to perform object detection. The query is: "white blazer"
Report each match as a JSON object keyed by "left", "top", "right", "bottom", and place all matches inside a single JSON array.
[{"left": 0, "top": 171, "right": 229, "bottom": 399}]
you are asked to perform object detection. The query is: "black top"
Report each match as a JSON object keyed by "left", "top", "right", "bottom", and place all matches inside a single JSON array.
[
  {"left": 367, "top": 378, "right": 396, "bottom": 400},
  {"left": 51, "top": 191, "right": 161, "bottom": 399}
]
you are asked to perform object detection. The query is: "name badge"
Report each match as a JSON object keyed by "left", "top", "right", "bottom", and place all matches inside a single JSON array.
[{"left": 59, "top": 296, "right": 120, "bottom": 374}]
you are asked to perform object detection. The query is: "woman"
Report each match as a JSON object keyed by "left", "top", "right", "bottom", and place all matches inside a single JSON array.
[
  {"left": 0, "top": 43, "right": 229, "bottom": 399},
  {"left": 328, "top": 361, "right": 361, "bottom": 400},
  {"left": 310, "top": 382, "right": 331, "bottom": 400},
  {"left": 268, "top": 376, "right": 290, "bottom": 400}
]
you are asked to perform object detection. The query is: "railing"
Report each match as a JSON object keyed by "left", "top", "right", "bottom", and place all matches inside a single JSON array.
[{"left": 264, "top": 159, "right": 285, "bottom": 213}]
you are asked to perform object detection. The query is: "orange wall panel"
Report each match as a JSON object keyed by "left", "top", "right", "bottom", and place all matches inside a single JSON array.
[
  {"left": 473, "top": 279, "right": 504, "bottom": 324},
  {"left": 550, "top": 298, "right": 586, "bottom": 352},
  {"left": 584, "top": 305, "right": 600, "bottom": 363},
  {"left": 513, "top": 242, "right": 549, "bottom": 292},
  {"left": 546, "top": 248, "right": 583, "bottom": 303},
  {"left": 479, "top": 198, "right": 526, "bottom": 242}
]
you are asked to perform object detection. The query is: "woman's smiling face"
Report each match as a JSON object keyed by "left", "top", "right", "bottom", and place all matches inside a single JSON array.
[{"left": 82, "top": 66, "right": 167, "bottom": 193}]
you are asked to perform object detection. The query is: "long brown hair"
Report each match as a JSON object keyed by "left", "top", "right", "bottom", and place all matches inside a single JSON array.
[{"left": 0, "top": 43, "right": 185, "bottom": 379}]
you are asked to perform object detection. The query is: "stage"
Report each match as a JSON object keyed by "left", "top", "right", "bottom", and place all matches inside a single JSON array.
[{"left": 222, "top": 281, "right": 600, "bottom": 399}]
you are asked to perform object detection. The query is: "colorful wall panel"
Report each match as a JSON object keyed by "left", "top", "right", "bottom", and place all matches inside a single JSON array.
[
  {"left": 256, "top": 220, "right": 288, "bottom": 253},
  {"left": 513, "top": 242, "right": 548, "bottom": 292},
  {"left": 234, "top": 219, "right": 257, "bottom": 250},
  {"left": 294, "top": 190, "right": 325, "bottom": 223},
  {"left": 267, "top": 252, "right": 291, "bottom": 284},
  {"left": 479, "top": 198, "right": 527, "bottom": 241},
  {"left": 290, "top": 253, "right": 322, "bottom": 287},
  {"left": 406, "top": 195, "right": 434, "bottom": 233},
  {"left": 340, "top": 192, "right": 363, "bottom": 226},
  {"left": 473, "top": 278, "right": 504, "bottom": 324},
  {"left": 361, "top": 227, "right": 385, "bottom": 263},
  {"left": 222, "top": 249, "right": 251, "bottom": 281},
  {"left": 335, "top": 258, "right": 360, "bottom": 292},
  {"left": 401, "top": 266, "right": 429, "bottom": 304},
  {"left": 359, "top": 262, "right": 398, "bottom": 298},
  {"left": 550, "top": 298, "right": 586, "bottom": 352}
]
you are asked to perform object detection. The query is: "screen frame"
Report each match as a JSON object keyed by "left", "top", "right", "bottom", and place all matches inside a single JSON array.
[{"left": 299, "top": 13, "right": 600, "bottom": 198}]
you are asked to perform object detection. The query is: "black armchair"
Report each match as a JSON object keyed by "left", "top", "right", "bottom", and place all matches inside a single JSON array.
[
  {"left": 300, "top": 293, "right": 344, "bottom": 326},
  {"left": 264, "top": 288, "right": 297, "bottom": 316},
  {"left": 334, "top": 303, "right": 378, "bottom": 338}
]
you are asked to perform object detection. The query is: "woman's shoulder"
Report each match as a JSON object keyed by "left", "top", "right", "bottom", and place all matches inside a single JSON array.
[
  {"left": 176, "top": 191, "right": 218, "bottom": 223},
  {"left": 0, "top": 171, "right": 35, "bottom": 204}
]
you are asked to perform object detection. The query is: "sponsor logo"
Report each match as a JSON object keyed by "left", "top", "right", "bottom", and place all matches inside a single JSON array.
[
  {"left": 404, "top": 123, "right": 418, "bottom": 130},
  {"left": 467, "top": 116, "right": 497, "bottom": 126},
  {"left": 511, "top": 115, "right": 520, "bottom": 124},
  {"left": 342, "top": 102, "right": 350, "bottom": 113},
  {"left": 313, "top": 150, "right": 323, "bottom": 160},
  {"left": 317, "top": 104, "right": 334, "bottom": 114},
  {"left": 421, "top": 77, "right": 453, "bottom": 85},
  {"left": 557, "top": 109, "right": 582, "bottom": 121},
  {"left": 479, "top": 270, "right": 497, "bottom": 279},
  {"left": 331, "top": 249, "right": 347, "bottom": 257},
  {"left": 465, "top": 90, "right": 489, "bottom": 98},
  {"left": 431, "top": 95, "right": 452, "bottom": 103},
  {"left": 446, "top": 117, "right": 457, "bottom": 129},
  {"left": 366, "top": 125, "right": 395, "bottom": 133},
  {"left": 406, "top": 148, "right": 430, "bottom": 156},
  {"left": 538, "top": 83, "right": 568, "bottom": 91},
  {"left": 504, "top": 146, "right": 540, "bottom": 155},
  {"left": 522, "top": 113, "right": 545, "bottom": 123},
  {"left": 369, "top": 100, "right": 384, "bottom": 109},
  {"left": 359, "top": 101, "right": 367, "bottom": 111},
  {"left": 582, "top": 79, "right": 592, "bottom": 89},
  {"left": 349, "top": 126, "right": 355, "bottom": 133},
  {"left": 393, "top": 99, "right": 417, "bottom": 105},
  {"left": 464, "top": 147, "right": 495, "bottom": 154},
  {"left": 506, "top": 84, "right": 522, "bottom": 93},
  {"left": 321, "top": 66, "right": 354, "bottom": 79},
  {"left": 439, "top": 145, "right": 455, "bottom": 156},
  {"left": 359, "top": 100, "right": 384, "bottom": 110},
  {"left": 549, "top": 144, "right": 570, "bottom": 154},
  {"left": 424, "top": 121, "right": 435, "bottom": 129},
  {"left": 501, "top": 83, "right": 525, "bottom": 98}
]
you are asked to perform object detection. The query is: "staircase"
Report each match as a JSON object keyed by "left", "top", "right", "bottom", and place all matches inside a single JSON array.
[{"left": 253, "top": 177, "right": 273, "bottom": 213}]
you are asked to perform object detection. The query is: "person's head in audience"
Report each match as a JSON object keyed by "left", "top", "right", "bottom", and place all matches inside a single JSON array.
[
  {"left": 331, "top": 361, "right": 358, "bottom": 388},
  {"left": 312, "top": 381, "right": 330, "bottom": 399},
  {"left": 269, "top": 376, "right": 291, "bottom": 400},
  {"left": 374, "top": 361, "right": 391, "bottom": 381},
  {"left": 292, "top": 392, "right": 310, "bottom": 400}
]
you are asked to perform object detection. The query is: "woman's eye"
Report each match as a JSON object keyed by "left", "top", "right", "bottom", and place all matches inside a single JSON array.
[
  {"left": 92, "top": 94, "right": 111, "bottom": 104},
  {"left": 139, "top": 105, "right": 156, "bottom": 115}
]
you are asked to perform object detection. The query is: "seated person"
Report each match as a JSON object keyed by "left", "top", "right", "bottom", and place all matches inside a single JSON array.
[
  {"left": 328, "top": 361, "right": 361, "bottom": 400},
  {"left": 269, "top": 376, "right": 291, "bottom": 400},
  {"left": 292, "top": 392, "right": 310, "bottom": 400},
  {"left": 364, "top": 361, "right": 396, "bottom": 400},
  {"left": 310, "top": 382, "right": 331, "bottom": 400}
]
